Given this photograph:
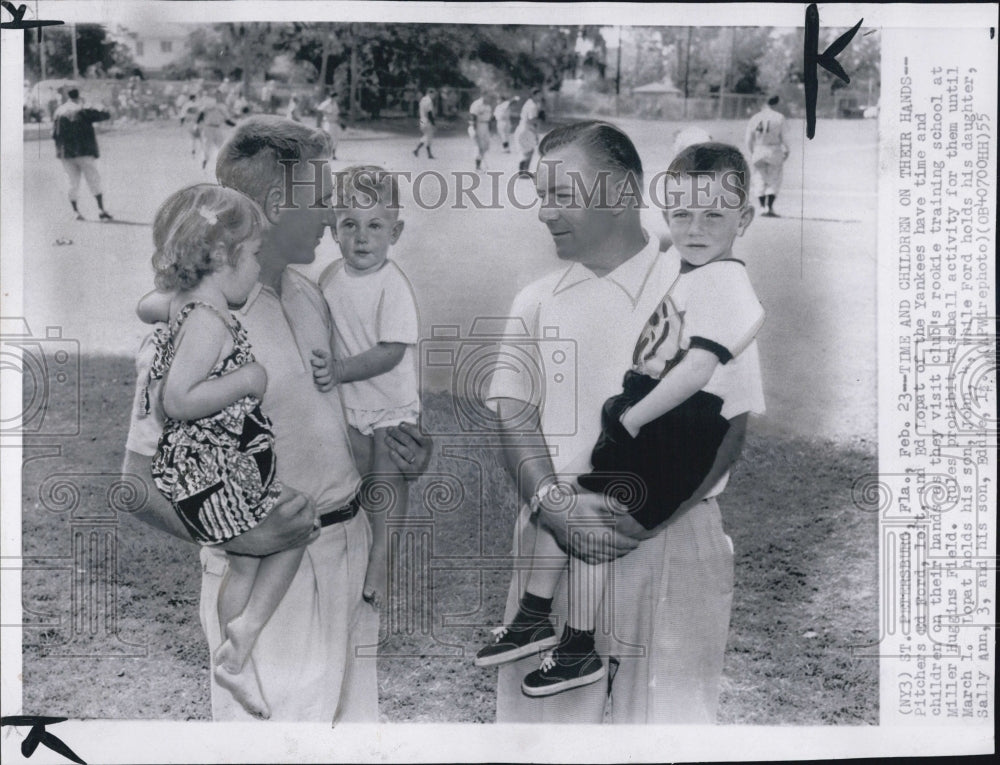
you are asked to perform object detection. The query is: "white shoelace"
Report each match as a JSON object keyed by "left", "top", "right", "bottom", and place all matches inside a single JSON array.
[{"left": 538, "top": 650, "right": 556, "bottom": 673}]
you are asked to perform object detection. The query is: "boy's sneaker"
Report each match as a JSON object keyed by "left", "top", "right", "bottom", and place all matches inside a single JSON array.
[
  {"left": 521, "top": 645, "right": 606, "bottom": 697},
  {"left": 474, "top": 619, "right": 558, "bottom": 667},
  {"left": 98, "top": 211, "right": 113, "bottom": 221}
]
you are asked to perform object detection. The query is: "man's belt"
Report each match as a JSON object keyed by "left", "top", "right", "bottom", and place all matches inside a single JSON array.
[{"left": 319, "top": 493, "right": 362, "bottom": 527}]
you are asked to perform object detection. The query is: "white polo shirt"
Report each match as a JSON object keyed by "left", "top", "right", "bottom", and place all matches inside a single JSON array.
[
  {"left": 487, "top": 233, "right": 675, "bottom": 472},
  {"left": 125, "top": 269, "right": 361, "bottom": 511}
]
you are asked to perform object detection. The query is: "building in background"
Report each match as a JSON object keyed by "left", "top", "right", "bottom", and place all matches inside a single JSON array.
[{"left": 115, "top": 22, "right": 189, "bottom": 74}]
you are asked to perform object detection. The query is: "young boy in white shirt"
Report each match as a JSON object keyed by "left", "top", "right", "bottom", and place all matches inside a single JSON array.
[{"left": 311, "top": 165, "right": 420, "bottom": 607}]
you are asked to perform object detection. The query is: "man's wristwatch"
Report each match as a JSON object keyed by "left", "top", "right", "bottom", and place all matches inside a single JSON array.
[{"left": 529, "top": 482, "right": 559, "bottom": 515}]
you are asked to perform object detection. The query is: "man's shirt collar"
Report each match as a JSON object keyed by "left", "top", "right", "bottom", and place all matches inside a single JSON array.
[{"left": 551, "top": 231, "right": 661, "bottom": 307}]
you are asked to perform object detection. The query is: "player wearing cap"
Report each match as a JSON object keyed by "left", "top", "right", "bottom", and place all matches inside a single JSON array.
[
  {"left": 514, "top": 88, "right": 542, "bottom": 178},
  {"left": 52, "top": 87, "right": 113, "bottom": 221},
  {"left": 468, "top": 92, "right": 494, "bottom": 171},
  {"left": 317, "top": 90, "right": 344, "bottom": 160},
  {"left": 413, "top": 87, "right": 437, "bottom": 159},
  {"left": 745, "top": 95, "right": 789, "bottom": 217},
  {"left": 493, "top": 94, "right": 518, "bottom": 153}
]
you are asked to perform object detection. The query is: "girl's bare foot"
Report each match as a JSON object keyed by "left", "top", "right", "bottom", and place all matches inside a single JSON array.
[
  {"left": 363, "top": 543, "right": 389, "bottom": 608},
  {"left": 214, "top": 614, "right": 256, "bottom": 674},
  {"left": 214, "top": 657, "right": 270, "bottom": 719}
]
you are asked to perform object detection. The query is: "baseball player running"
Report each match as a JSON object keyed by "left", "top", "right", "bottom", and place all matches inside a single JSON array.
[
  {"left": 493, "top": 94, "right": 518, "bottom": 153},
  {"left": 413, "top": 87, "right": 437, "bottom": 159},
  {"left": 468, "top": 92, "right": 494, "bottom": 170},
  {"left": 514, "top": 88, "right": 542, "bottom": 178}
]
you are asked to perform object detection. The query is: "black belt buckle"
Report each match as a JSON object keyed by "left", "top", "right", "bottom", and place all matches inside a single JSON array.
[{"left": 319, "top": 494, "right": 361, "bottom": 528}]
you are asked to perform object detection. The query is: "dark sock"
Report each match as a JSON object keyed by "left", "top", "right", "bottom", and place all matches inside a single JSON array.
[
  {"left": 559, "top": 625, "right": 596, "bottom": 657},
  {"left": 758, "top": 195, "right": 766, "bottom": 208},
  {"left": 766, "top": 194, "right": 775, "bottom": 210},
  {"left": 95, "top": 194, "right": 105, "bottom": 211},
  {"left": 513, "top": 591, "right": 553, "bottom": 625},
  {"left": 70, "top": 201, "right": 79, "bottom": 212},
  {"left": 475, "top": 158, "right": 481, "bottom": 170}
]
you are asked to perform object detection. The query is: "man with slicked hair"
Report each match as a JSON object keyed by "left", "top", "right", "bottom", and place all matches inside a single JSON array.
[
  {"left": 123, "top": 116, "right": 431, "bottom": 721},
  {"left": 486, "top": 120, "right": 748, "bottom": 723}
]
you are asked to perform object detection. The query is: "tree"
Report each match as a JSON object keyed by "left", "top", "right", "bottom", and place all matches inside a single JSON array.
[{"left": 24, "top": 24, "right": 136, "bottom": 80}]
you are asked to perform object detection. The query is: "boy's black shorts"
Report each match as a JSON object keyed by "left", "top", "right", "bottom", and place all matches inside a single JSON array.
[{"left": 577, "top": 371, "right": 730, "bottom": 530}]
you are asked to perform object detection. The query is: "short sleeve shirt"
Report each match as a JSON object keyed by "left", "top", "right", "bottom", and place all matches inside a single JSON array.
[
  {"left": 469, "top": 98, "right": 492, "bottom": 126},
  {"left": 747, "top": 106, "right": 786, "bottom": 150},
  {"left": 319, "top": 98, "right": 339, "bottom": 121},
  {"left": 486, "top": 235, "right": 675, "bottom": 472},
  {"left": 320, "top": 260, "right": 420, "bottom": 412},
  {"left": 633, "top": 259, "right": 765, "bottom": 420},
  {"left": 519, "top": 98, "right": 539, "bottom": 127},
  {"left": 418, "top": 95, "right": 435, "bottom": 127},
  {"left": 494, "top": 100, "right": 512, "bottom": 122}
]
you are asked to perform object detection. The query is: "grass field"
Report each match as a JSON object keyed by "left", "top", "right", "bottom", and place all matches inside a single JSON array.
[{"left": 17, "top": 114, "right": 879, "bottom": 723}]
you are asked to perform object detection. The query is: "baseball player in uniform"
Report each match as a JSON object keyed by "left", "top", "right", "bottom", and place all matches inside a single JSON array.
[
  {"left": 493, "top": 94, "right": 518, "bottom": 152},
  {"left": 180, "top": 93, "right": 203, "bottom": 159},
  {"left": 514, "top": 88, "right": 542, "bottom": 177},
  {"left": 317, "top": 90, "right": 343, "bottom": 159},
  {"left": 413, "top": 87, "right": 436, "bottom": 159},
  {"left": 198, "top": 90, "right": 235, "bottom": 171},
  {"left": 52, "top": 87, "right": 113, "bottom": 221},
  {"left": 468, "top": 92, "right": 493, "bottom": 170},
  {"left": 745, "top": 95, "right": 789, "bottom": 217}
]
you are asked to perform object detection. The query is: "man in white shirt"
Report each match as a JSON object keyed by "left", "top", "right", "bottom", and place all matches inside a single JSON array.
[
  {"left": 413, "top": 87, "right": 437, "bottom": 159},
  {"left": 486, "top": 120, "right": 753, "bottom": 723},
  {"left": 123, "top": 116, "right": 431, "bottom": 721}
]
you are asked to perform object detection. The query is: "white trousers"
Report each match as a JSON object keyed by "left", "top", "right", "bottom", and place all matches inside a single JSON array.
[{"left": 61, "top": 156, "right": 102, "bottom": 201}]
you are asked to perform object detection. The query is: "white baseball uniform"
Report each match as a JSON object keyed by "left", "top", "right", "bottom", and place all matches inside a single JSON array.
[
  {"left": 318, "top": 97, "right": 341, "bottom": 154},
  {"left": 418, "top": 93, "right": 435, "bottom": 144},
  {"left": 746, "top": 104, "right": 788, "bottom": 198},
  {"left": 494, "top": 98, "right": 515, "bottom": 149},
  {"left": 469, "top": 97, "right": 492, "bottom": 159},
  {"left": 514, "top": 96, "right": 540, "bottom": 160}
]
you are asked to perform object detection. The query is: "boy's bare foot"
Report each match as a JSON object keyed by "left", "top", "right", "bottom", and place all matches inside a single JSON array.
[
  {"left": 363, "top": 544, "right": 389, "bottom": 608},
  {"left": 214, "top": 659, "right": 270, "bottom": 719}
]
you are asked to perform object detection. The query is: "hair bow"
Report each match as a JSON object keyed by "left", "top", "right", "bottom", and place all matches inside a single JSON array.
[{"left": 198, "top": 206, "right": 218, "bottom": 226}]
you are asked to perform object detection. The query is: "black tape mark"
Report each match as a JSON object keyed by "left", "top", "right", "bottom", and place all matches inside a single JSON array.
[
  {"left": 804, "top": 3, "right": 863, "bottom": 139},
  {"left": 0, "top": 2, "right": 63, "bottom": 29},
  {"left": 1, "top": 717, "right": 87, "bottom": 764}
]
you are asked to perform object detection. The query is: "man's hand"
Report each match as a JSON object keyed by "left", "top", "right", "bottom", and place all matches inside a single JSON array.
[
  {"left": 219, "top": 487, "right": 319, "bottom": 556},
  {"left": 536, "top": 490, "right": 640, "bottom": 564},
  {"left": 310, "top": 348, "right": 338, "bottom": 392},
  {"left": 383, "top": 420, "right": 432, "bottom": 480}
]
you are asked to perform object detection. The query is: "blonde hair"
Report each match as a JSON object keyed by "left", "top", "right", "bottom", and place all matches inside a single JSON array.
[
  {"left": 332, "top": 164, "right": 401, "bottom": 216},
  {"left": 215, "top": 115, "right": 330, "bottom": 207},
  {"left": 151, "top": 184, "right": 265, "bottom": 291}
]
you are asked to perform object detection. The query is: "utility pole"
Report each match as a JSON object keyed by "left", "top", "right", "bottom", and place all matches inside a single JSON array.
[
  {"left": 682, "top": 26, "right": 692, "bottom": 118},
  {"left": 70, "top": 23, "right": 79, "bottom": 79},
  {"left": 349, "top": 23, "right": 360, "bottom": 120},
  {"left": 615, "top": 26, "right": 622, "bottom": 116},
  {"left": 39, "top": 27, "right": 48, "bottom": 81}
]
